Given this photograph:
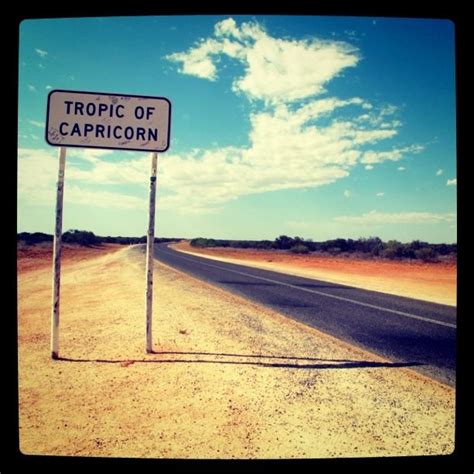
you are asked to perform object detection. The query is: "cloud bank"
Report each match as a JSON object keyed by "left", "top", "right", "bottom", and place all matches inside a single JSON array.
[{"left": 20, "top": 18, "right": 425, "bottom": 216}]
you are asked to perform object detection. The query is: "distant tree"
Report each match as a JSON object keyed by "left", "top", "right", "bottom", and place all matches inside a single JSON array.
[
  {"left": 191, "top": 238, "right": 209, "bottom": 247},
  {"left": 433, "top": 243, "right": 454, "bottom": 256},
  {"left": 62, "top": 229, "right": 99, "bottom": 246},
  {"left": 17, "top": 232, "right": 53, "bottom": 244},
  {"left": 408, "top": 240, "right": 427, "bottom": 251},
  {"left": 380, "top": 240, "right": 405, "bottom": 260},
  {"left": 354, "top": 237, "right": 383, "bottom": 254},
  {"left": 275, "top": 235, "right": 294, "bottom": 250}
]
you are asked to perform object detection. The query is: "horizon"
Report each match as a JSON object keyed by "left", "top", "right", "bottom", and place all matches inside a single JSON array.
[
  {"left": 17, "top": 229, "right": 456, "bottom": 246},
  {"left": 18, "top": 16, "right": 457, "bottom": 243}
]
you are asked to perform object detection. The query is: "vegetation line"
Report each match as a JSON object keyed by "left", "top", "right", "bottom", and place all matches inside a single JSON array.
[
  {"left": 17, "top": 231, "right": 456, "bottom": 263},
  {"left": 17, "top": 230, "right": 178, "bottom": 247},
  {"left": 190, "top": 236, "right": 456, "bottom": 263}
]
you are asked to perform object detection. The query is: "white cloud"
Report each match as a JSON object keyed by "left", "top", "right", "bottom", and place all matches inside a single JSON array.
[
  {"left": 35, "top": 48, "right": 48, "bottom": 57},
  {"left": 68, "top": 148, "right": 114, "bottom": 163},
  {"left": 355, "top": 107, "right": 401, "bottom": 129},
  {"left": 66, "top": 185, "right": 146, "bottom": 209},
  {"left": 18, "top": 18, "right": 424, "bottom": 217},
  {"left": 380, "top": 120, "right": 402, "bottom": 128},
  {"left": 361, "top": 144, "right": 423, "bottom": 164},
  {"left": 29, "top": 120, "right": 45, "bottom": 128},
  {"left": 376, "top": 192, "right": 385, "bottom": 197},
  {"left": 398, "top": 166, "right": 406, "bottom": 171},
  {"left": 234, "top": 37, "right": 359, "bottom": 104},
  {"left": 67, "top": 153, "right": 149, "bottom": 185},
  {"left": 447, "top": 178, "right": 457, "bottom": 186},
  {"left": 380, "top": 104, "right": 398, "bottom": 116},
  {"left": 45, "top": 85, "right": 53, "bottom": 90},
  {"left": 17, "top": 148, "right": 87, "bottom": 192},
  {"left": 365, "top": 164, "right": 374, "bottom": 170},
  {"left": 214, "top": 17, "right": 241, "bottom": 38},
  {"left": 17, "top": 86, "right": 421, "bottom": 216},
  {"left": 167, "top": 17, "right": 360, "bottom": 104},
  {"left": 334, "top": 210, "right": 455, "bottom": 225},
  {"left": 17, "top": 148, "right": 147, "bottom": 210},
  {"left": 343, "top": 189, "right": 352, "bottom": 198},
  {"left": 28, "top": 84, "right": 36, "bottom": 92},
  {"left": 436, "top": 169, "right": 443, "bottom": 176},
  {"left": 166, "top": 39, "right": 222, "bottom": 80},
  {"left": 153, "top": 99, "right": 402, "bottom": 213}
]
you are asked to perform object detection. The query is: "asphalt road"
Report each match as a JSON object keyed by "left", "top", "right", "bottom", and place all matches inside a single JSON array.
[{"left": 153, "top": 244, "right": 456, "bottom": 386}]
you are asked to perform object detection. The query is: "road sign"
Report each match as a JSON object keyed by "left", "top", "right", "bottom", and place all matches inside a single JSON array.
[
  {"left": 46, "top": 90, "right": 171, "bottom": 152},
  {"left": 46, "top": 89, "right": 171, "bottom": 359}
]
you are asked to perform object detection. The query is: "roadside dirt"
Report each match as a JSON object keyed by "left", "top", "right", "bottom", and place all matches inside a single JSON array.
[
  {"left": 172, "top": 242, "right": 456, "bottom": 307},
  {"left": 18, "top": 243, "right": 454, "bottom": 458},
  {"left": 17, "top": 242, "right": 122, "bottom": 273}
]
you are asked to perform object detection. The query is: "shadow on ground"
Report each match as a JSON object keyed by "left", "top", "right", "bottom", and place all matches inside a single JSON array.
[{"left": 58, "top": 351, "right": 422, "bottom": 370}]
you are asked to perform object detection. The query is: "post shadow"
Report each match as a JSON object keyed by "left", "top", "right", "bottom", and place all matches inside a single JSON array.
[{"left": 58, "top": 351, "right": 422, "bottom": 370}]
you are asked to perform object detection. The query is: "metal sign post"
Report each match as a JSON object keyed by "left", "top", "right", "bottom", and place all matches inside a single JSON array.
[
  {"left": 51, "top": 146, "right": 66, "bottom": 359},
  {"left": 45, "top": 90, "right": 171, "bottom": 358},
  {"left": 145, "top": 152, "right": 158, "bottom": 353}
]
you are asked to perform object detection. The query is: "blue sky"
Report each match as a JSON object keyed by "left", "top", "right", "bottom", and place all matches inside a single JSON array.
[{"left": 18, "top": 16, "right": 456, "bottom": 242}]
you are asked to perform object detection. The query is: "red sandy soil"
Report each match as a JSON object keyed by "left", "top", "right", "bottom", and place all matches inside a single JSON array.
[
  {"left": 17, "top": 242, "right": 122, "bottom": 273},
  {"left": 173, "top": 242, "right": 456, "bottom": 307}
]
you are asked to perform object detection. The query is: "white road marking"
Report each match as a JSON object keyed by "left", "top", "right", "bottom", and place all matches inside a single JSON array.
[{"left": 159, "top": 249, "right": 456, "bottom": 329}]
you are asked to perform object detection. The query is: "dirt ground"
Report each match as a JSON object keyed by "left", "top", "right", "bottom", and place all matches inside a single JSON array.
[
  {"left": 17, "top": 243, "right": 454, "bottom": 459},
  {"left": 17, "top": 241, "right": 121, "bottom": 273},
  {"left": 172, "top": 242, "right": 456, "bottom": 307}
]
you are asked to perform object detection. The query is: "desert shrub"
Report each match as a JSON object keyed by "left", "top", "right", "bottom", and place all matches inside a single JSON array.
[
  {"left": 254, "top": 240, "right": 274, "bottom": 250},
  {"left": 289, "top": 244, "right": 310, "bottom": 254},
  {"left": 414, "top": 247, "right": 439, "bottom": 262}
]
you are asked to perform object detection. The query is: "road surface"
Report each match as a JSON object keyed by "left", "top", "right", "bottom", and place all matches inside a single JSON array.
[{"left": 153, "top": 244, "right": 456, "bottom": 386}]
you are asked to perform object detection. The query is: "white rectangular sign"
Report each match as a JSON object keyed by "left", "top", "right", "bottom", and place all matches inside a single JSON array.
[{"left": 46, "top": 90, "right": 171, "bottom": 152}]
